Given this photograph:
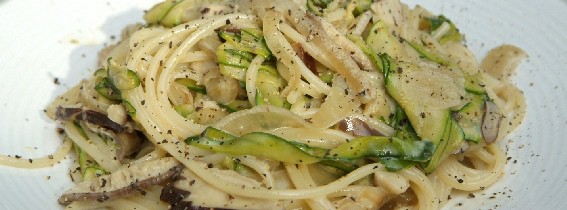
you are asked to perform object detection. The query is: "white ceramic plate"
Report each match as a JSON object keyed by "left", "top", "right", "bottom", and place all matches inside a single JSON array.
[{"left": 1, "top": 0, "right": 566, "bottom": 209}]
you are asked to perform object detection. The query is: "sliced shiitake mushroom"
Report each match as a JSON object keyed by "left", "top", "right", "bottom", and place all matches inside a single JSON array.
[
  {"left": 58, "top": 157, "right": 183, "bottom": 205},
  {"left": 160, "top": 167, "right": 279, "bottom": 209},
  {"left": 57, "top": 106, "right": 142, "bottom": 162},
  {"left": 56, "top": 106, "right": 124, "bottom": 133},
  {"left": 336, "top": 117, "right": 383, "bottom": 137},
  {"left": 482, "top": 101, "right": 503, "bottom": 144}
]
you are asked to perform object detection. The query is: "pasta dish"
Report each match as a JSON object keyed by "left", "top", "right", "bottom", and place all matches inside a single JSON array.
[{"left": 2, "top": 0, "right": 528, "bottom": 209}]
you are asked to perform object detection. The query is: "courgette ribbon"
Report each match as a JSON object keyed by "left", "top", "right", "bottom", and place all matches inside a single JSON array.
[
  {"left": 73, "top": 123, "right": 110, "bottom": 179},
  {"left": 216, "top": 28, "right": 290, "bottom": 109},
  {"left": 419, "top": 15, "right": 463, "bottom": 44},
  {"left": 93, "top": 58, "right": 139, "bottom": 116},
  {"left": 186, "top": 127, "right": 435, "bottom": 171}
]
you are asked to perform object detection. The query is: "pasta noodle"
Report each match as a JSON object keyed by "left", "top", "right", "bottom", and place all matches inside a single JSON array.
[
  {"left": 1, "top": 0, "right": 528, "bottom": 209},
  {"left": 0, "top": 138, "right": 72, "bottom": 168}
]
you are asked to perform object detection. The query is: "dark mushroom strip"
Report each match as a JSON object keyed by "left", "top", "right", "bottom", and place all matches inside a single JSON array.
[
  {"left": 291, "top": 43, "right": 317, "bottom": 74},
  {"left": 161, "top": 183, "right": 234, "bottom": 210},
  {"left": 160, "top": 168, "right": 279, "bottom": 210},
  {"left": 55, "top": 107, "right": 82, "bottom": 120},
  {"left": 115, "top": 132, "right": 143, "bottom": 163},
  {"left": 57, "top": 106, "right": 142, "bottom": 163},
  {"left": 160, "top": 182, "right": 191, "bottom": 210},
  {"left": 58, "top": 157, "right": 183, "bottom": 205},
  {"left": 56, "top": 106, "right": 124, "bottom": 133},
  {"left": 482, "top": 101, "right": 503, "bottom": 144},
  {"left": 81, "top": 110, "right": 125, "bottom": 132},
  {"left": 336, "top": 117, "right": 383, "bottom": 137}
]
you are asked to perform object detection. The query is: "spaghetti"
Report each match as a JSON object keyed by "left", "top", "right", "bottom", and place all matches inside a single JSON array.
[{"left": 7, "top": 0, "right": 529, "bottom": 209}]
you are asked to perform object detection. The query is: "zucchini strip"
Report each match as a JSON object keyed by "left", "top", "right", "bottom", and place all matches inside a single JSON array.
[{"left": 186, "top": 127, "right": 434, "bottom": 171}]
